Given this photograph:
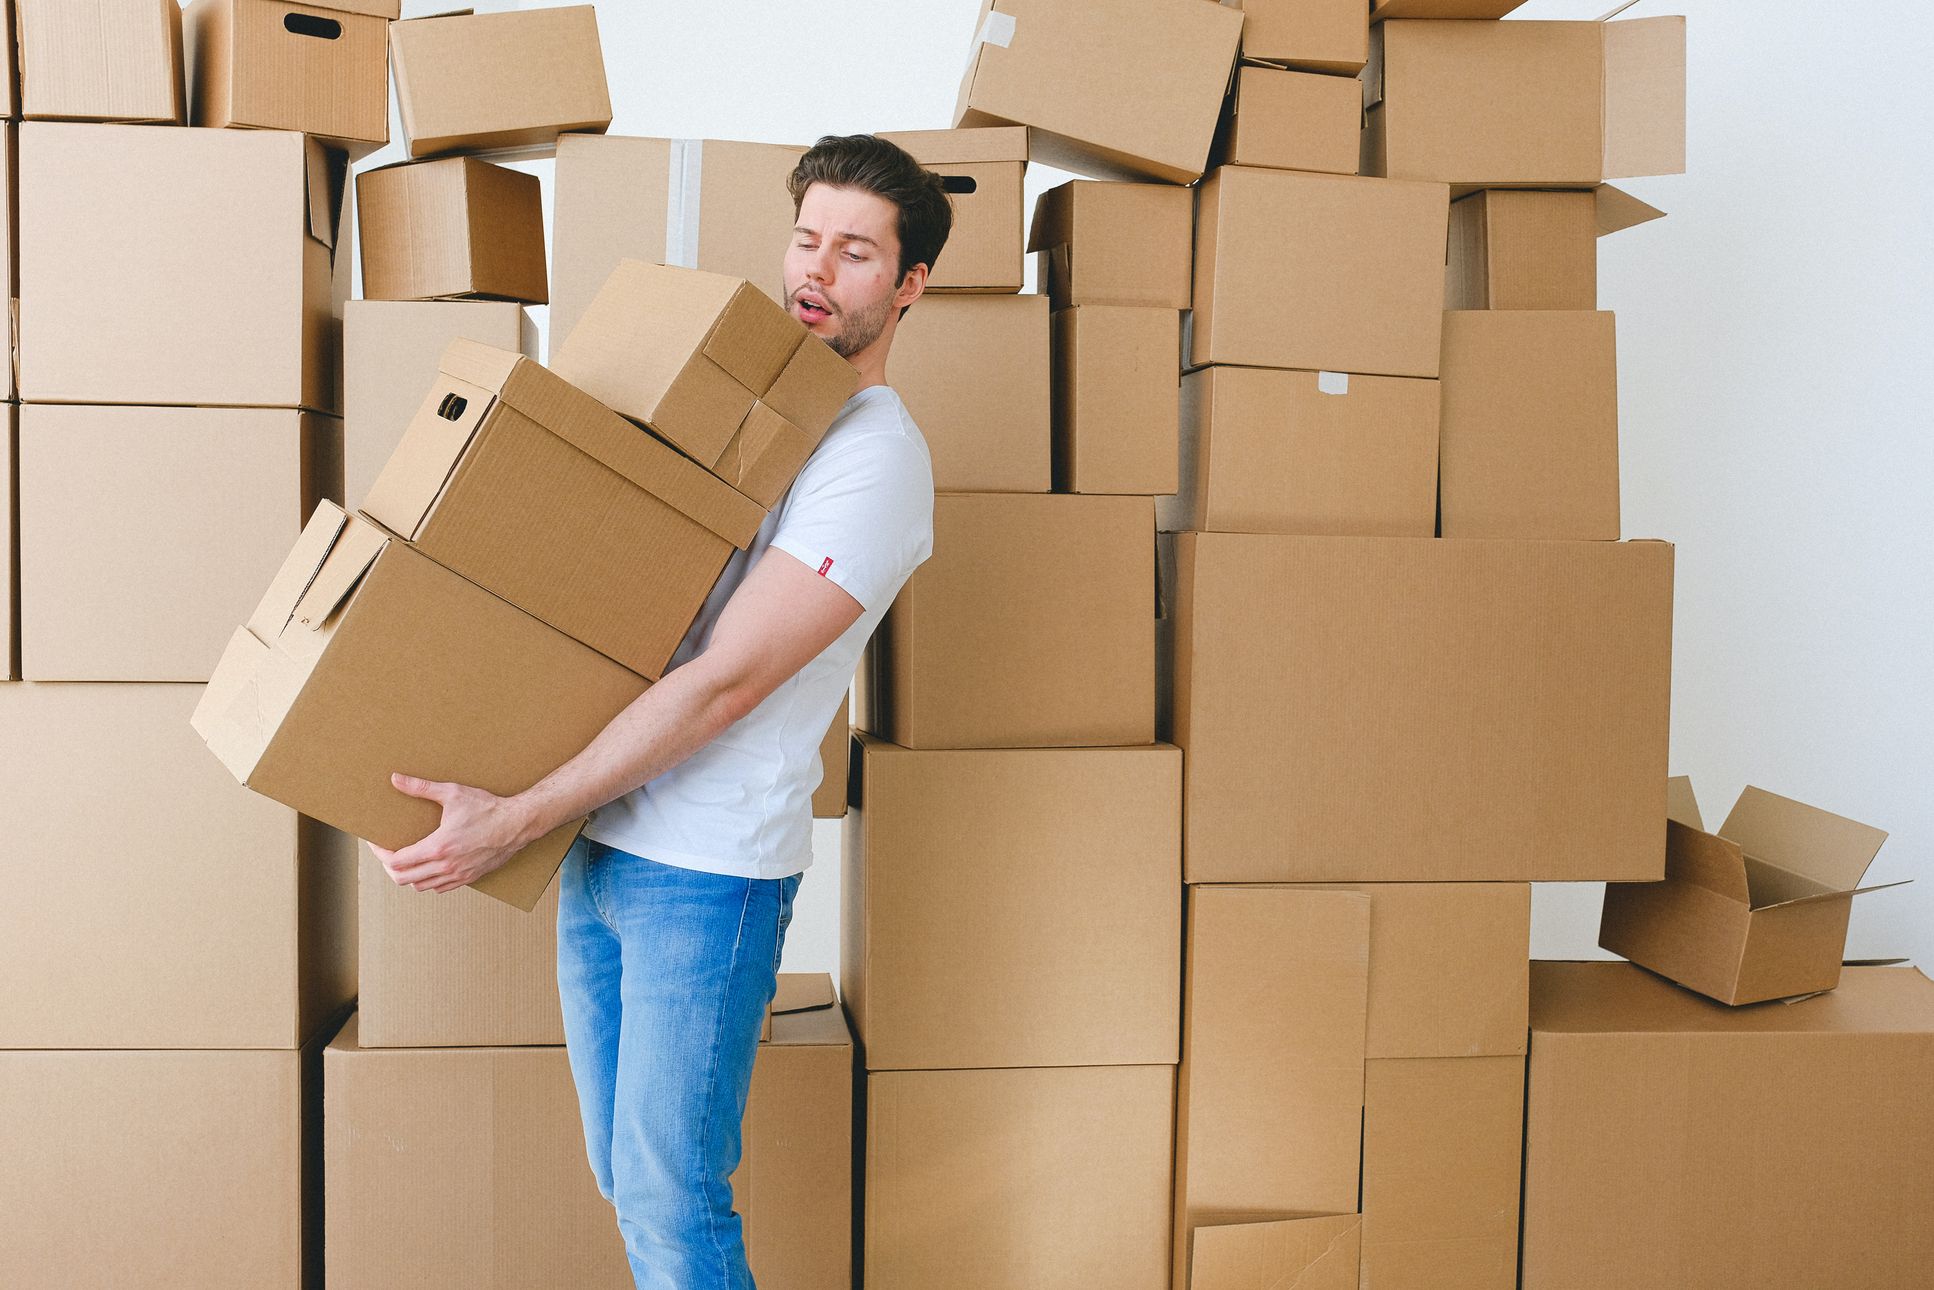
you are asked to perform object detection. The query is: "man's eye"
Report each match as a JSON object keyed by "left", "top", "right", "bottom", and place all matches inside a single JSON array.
[
  {"left": 844, "top": 252, "right": 865, "bottom": 262},
  {"left": 796, "top": 240, "right": 817, "bottom": 250}
]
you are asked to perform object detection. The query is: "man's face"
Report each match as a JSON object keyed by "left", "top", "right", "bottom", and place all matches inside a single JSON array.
[{"left": 783, "top": 183, "right": 907, "bottom": 360}]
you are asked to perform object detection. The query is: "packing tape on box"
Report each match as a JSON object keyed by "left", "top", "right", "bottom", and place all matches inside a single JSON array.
[
  {"left": 975, "top": 10, "right": 1015, "bottom": 48},
  {"left": 1318, "top": 371, "right": 1350, "bottom": 396},
  {"left": 665, "top": 139, "right": 705, "bottom": 270}
]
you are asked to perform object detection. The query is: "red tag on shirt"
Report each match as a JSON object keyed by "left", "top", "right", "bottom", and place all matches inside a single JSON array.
[{"left": 817, "top": 557, "right": 834, "bottom": 577}]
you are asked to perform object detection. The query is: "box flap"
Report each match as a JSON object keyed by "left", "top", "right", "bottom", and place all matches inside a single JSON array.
[
  {"left": 1720, "top": 786, "right": 1890, "bottom": 893},
  {"left": 1756, "top": 878, "right": 1912, "bottom": 913},
  {"left": 304, "top": 139, "right": 348, "bottom": 250},
  {"left": 1189, "top": 1213, "right": 1361, "bottom": 1290},
  {"left": 704, "top": 282, "right": 802, "bottom": 395},
  {"left": 246, "top": 500, "right": 349, "bottom": 642},
  {"left": 1664, "top": 820, "right": 1751, "bottom": 904},
  {"left": 1601, "top": 15, "right": 1687, "bottom": 179},
  {"left": 293, "top": 514, "right": 390, "bottom": 631},
  {"left": 771, "top": 972, "right": 837, "bottom": 1017},
  {"left": 361, "top": 370, "right": 500, "bottom": 541},
  {"left": 1595, "top": 183, "right": 1667, "bottom": 236},
  {"left": 1666, "top": 775, "right": 1703, "bottom": 830}
]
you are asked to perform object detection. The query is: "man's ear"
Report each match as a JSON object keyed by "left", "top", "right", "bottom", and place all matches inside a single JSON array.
[{"left": 895, "top": 262, "right": 929, "bottom": 310}]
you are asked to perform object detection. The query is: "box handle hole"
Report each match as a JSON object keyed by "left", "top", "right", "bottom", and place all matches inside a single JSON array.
[
  {"left": 284, "top": 13, "right": 343, "bottom": 39},
  {"left": 437, "top": 394, "right": 468, "bottom": 421},
  {"left": 942, "top": 176, "right": 978, "bottom": 195}
]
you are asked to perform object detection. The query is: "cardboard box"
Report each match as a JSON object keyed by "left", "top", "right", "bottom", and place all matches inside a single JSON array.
[
  {"left": 1029, "top": 178, "right": 1193, "bottom": 310},
  {"left": 17, "top": 405, "right": 339, "bottom": 681},
  {"left": 1051, "top": 305, "right": 1180, "bottom": 495},
  {"left": 810, "top": 688, "right": 851, "bottom": 819},
  {"left": 1372, "top": 0, "right": 1525, "bottom": 16},
  {"left": 362, "top": 339, "right": 764, "bottom": 679},
  {"left": 1446, "top": 186, "right": 1664, "bottom": 310},
  {"left": 356, "top": 157, "right": 547, "bottom": 304},
  {"left": 1438, "top": 310, "right": 1621, "bottom": 540},
  {"left": 1600, "top": 780, "right": 1901, "bottom": 1005},
  {"left": 842, "top": 735, "right": 1180, "bottom": 1070},
  {"left": 1188, "top": 1215, "right": 1362, "bottom": 1290},
  {"left": 865, "top": 493, "right": 1155, "bottom": 749},
  {"left": 1, "top": 124, "right": 12, "bottom": 403},
  {"left": 16, "top": 0, "right": 184, "bottom": 122},
  {"left": 183, "top": 0, "right": 390, "bottom": 151},
  {"left": 18, "top": 122, "right": 345, "bottom": 411},
  {"left": 1360, "top": 1056, "right": 1524, "bottom": 1290},
  {"left": 1161, "top": 533, "right": 1674, "bottom": 882},
  {"left": 1210, "top": 63, "right": 1361, "bottom": 175},
  {"left": 865, "top": 1064, "right": 1174, "bottom": 1290},
  {"left": 1523, "top": 961, "right": 1934, "bottom": 1290},
  {"left": 0, "top": 683, "right": 355, "bottom": 1049},
  {"left": 953, "top": 0, "right": 1243, "bottom": 185},
  {"left": 192, "top": 501, "right": 650, "bottom": 913},
  {"left": 886, "top": 293, "right": 1050, "bottom": 492},
  {"left": 1160, "top": 366, "right": 1439, "bottom": 537},
  {"left": 1190, "top": 166, "right": 1448, "bottom": 377},
  {"left": 1225, "top": 0, "right": 1367, "bottom": 72},
  {"left": 343, "top": 299, "right": 535, "bottom": 510},
  {"left": 878, "top": 126, "right": 1028, "bottom": 292},
  {"left": 1364, "top": 15, "right": 1687, "bottom": 189},
  {"left": 389, "top": 4, "right": 611, "bottom": 158},
  {"left": 0, "top": 1, "right": 14, "bottom": 117},
  {"left": 1173, "top": 887, "right": 1370, "bottom": 1289},
  {"left": 2, "top": 406, "right": 15, "bottom": 681}
]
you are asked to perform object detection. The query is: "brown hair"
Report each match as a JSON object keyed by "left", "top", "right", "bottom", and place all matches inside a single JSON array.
[{"left": 787, "top": 134, "right": 954, "bottom": 295}]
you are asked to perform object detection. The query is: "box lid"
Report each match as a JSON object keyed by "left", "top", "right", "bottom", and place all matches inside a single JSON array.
[
  {"left": 1594, "top": 183, "right": 1666, "bottom": 235},
  {"left": 293, "top": 512, "right": 392, "bottom": 632},
  {"left": 1718, "top": 785, "right": 1895, "bottom": 900},
  {"left": 880, "top": 125, "right": 1030, "bottom": 165},
  {"left": 1600, "top": 14, "right": 1686, "bottom": 179},
  {"left": 1189, "top": 1214, "right": 1360, "bottom": 1290},
  {"left": 246, "top": 500, "right": 351, "bottom": 642}
]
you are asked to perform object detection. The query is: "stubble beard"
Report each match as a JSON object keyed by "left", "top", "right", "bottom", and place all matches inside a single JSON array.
[{"left": 819, "top": 289, "right": 893, "bottom": 360}]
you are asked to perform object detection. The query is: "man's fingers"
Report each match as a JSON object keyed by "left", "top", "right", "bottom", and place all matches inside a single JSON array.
[{"left": 391, "top": 772, "right": 458, "bottom": 804}]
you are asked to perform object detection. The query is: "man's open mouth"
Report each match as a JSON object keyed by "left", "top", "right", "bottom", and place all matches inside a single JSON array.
[{"left": 796, "top": 294, "right": 833, "bottom": 322}]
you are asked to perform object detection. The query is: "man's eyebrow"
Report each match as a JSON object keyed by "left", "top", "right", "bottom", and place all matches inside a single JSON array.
[{"left": 793, "top": 225, "right": 880, "bottom": 248}]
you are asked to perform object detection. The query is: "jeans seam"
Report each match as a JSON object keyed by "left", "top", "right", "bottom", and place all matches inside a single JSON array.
[{"left": 696, "top": 878, "right": 756, "bottom": 1288}]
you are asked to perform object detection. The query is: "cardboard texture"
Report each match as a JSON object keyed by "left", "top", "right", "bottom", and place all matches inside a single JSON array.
[
  {"left": 878, "top": 125, "right": 1028, "bottom": 291},
  {"left": 0, "top": 683, "right": 355, "bottom": 1048},
  {"left": 841, "top": 736, "right": 1180, "bottom": 1070},
  {"left": 1161, "top": 533, "right": 1674, "bottom": 882},
  {"left": 864, "top": 1064, "right": 1175, "bottom": 1290},
  {"left": 865, "top": 493, "right": 1155, "bottom": 749},
  {"left": 389, "top": 4, "right": 610, "bottom": 158},
  {"left": 1189, "top": 1214, "right": 1362, "bottom": 1290},
  {"left": 361, "top": 338, "right": 763, "bottom": 679},
  {"left": 810, "top": 688, "right": 851, "bottom": 819},
  {"left": 15, "top": 0, "right": 184, "bottom": 122},
  {"left": 18, "top": 404, "right": 339, "bottom": 682},
  {"left": 191, "top": 501, "right": 650, "bottom": 913},
  {"left": 1224, "top": 0, "right": 1367, "bottom": 73},
  {"left": 1190, "top": 166, "right": 1449, "bottom": 377},
  {"left": 953, "top": 0, "right": 1243, "bottom": 185},
  {"left": 1359, "top": 1056, "right": 1525, "bottom": 1290},
  {"left": 888, "top": 293, "right": 1050, "bottom": 491},
  {"left": 0, "top": 125, "right": 12, "bottom": 404},
  {"left": 1173, "top": 886, "right": 1371, "bottom": 1290},
  {"left": 1523, "top": 961, "right": 1934, "bottom": 1290},
  {"left": 2, "top": 407, "right": 15, "bottom": 681},
  {"left": 1211, "top": 64, "right": 1362, "bottom": 175},
  {"left": 1050, "top": 305, "right": 1180, "bottom": 495},
  {"left": 1601, "top": 779, "right": 1900, "bottom": 1005},
  {"left": 0, "top": 1, "right": 14, "bottom": 119},
  {"left": 1373, "top": 0, "right": 1525, "bottom": 17},
  {"left": 357, "top": 157, "right": 547, "bottom": 304},
  {"left": 1446, "top": 187, "right": 1662, "bottom": 310},
  {"left": 18, "top": 122, "right": 345, "bottom": 411},
  {"left": 184, "top": 0, "right": 389, "bottom": 150},
  {"left": 1029, "top": 178, "right": 1193, "bottom": 310},
  {"left": 1438, "top": 309, "right": 1621, "bottom": 540},
  {"left": 1160, "top": 365, "right": 1439, "bottom": 537}
]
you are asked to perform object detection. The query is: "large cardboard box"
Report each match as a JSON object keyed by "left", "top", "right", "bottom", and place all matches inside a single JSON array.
[
  {"left": 1029, "top": 178, "right": 1193, "bottom": 310},
  {"left": 1162, "top": 533, "right": 1674, "bottom": 882},
  {"left": 183, "top": 0, "right": 389, "bottom": 151},
  {"left": 953, "top": 0, "right": 1243, "bottom": 184},
  {"left": 18, "top": 122, "right": 345, "bottom": 411},
  {"left": 1523, "top": 961, "right": 1934, "bottom": 1290},
  {"left": 17, "top": 405, "right": 339, "bottom": 681},
  {"left": 842, "top": 735, "right": 1180, "bottom": 1070},
  {"left": 16, "top": 0, "right": 184, "bottom": 122},
  {"left": 1189, "top": 1215, "right": 1361, "bottom": 1290},
  {"left": 1051, "top": 305, "right": 1180, "bottom": 495},
  {"left": 1160, "top": 365, "right": 1439, "bottom": 537},
  {"left": 1190, "top": 166, "right": 1448, "bottom": 376},
  {"left": 1446, "top": 186, "right": 1664, "bottom": 310},
  {"left": 357, "top": 157, "right": 547, "bottom": 304},
  {"left": 886, "top": 293, "right": 1050, "bottom": 492},
  {"left": 811, "top": 689, "right": 851, "bottom": 819},
  {"left": 1225, "top": 0, "right": 1367, "bottom": 73},
  {"left": 1600, "top": 780, "right": 1900, "bottom": 1006},
  {"left": 389, "top": 4, "right": 610, "bottom": 158},
  {"left": 192, "top": 501, "right": 650, "bottom": 913},
  {"left": 362, "top": 339, "right": 764, "bottom": 680},
  {"left": 865, "top": 493, "right": 1155, "bottom": 749},
  {"left": 2, "top": 406, "right": 15, "bottom": 681},
  {"left": 864, "top": 1064, "right": 1174, "bottom": 1290},
  {"left": 878, "top": 126, "right": 1028, "bottom": 292},
  {"left": 1438, "top": 310, "right": 1620, "bottom": 540},
  {"left": 1210, "top": 63, "right": 1361, "bottom": 175}
]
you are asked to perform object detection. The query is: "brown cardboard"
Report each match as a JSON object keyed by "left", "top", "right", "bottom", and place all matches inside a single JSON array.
[
  {"left": 953, "top": 0, "right": 1243, "bottom": 185},
  {"left": 0, "top": 124, "right": 12, "bottom": 404},
  {"left": 1160, "top": 365, "right": 1439, "bottom": 537},
  {"left": 18, "top": 404, "right": 338, "bottom": 681},
  {"left": 389, "top": 5, "right": 611, "bottom": 158},
  {"left": 361, "top": 339, "right": 763, "bottom": 679},
  {"left": 192, "top": 501, "right": 650, "bottom": 912},
  {"left": 810, "top": 688, "right": 851, "bottom": 819},
  {"left": 1210, "top": 63, "right": 1362, "bottom": 175},
  {"left": 1028, "top": 178, "right": 1193, "bottom": 310},
  {"left": 864, "top": 1064, "right": 1174, "bottom": 1290},
  {"left": 1523, "top": 961, "right": 1934, "bottom": 1290},
  {"left": 2, "top": 406, "right": 15, "bottom": 681},
  {"left": 864, "top": 493, "right": 1155, "bottom": 749},
  {"left": 1162, "top": 533, "right": 1674, "bottom": 882},
  {"left": 18, "top": 122, "right": 345, "bottom": 411},
  {"left": 1438, "top": 310, "right": 1620, "bottom": 539},
  {"left": 1190, "top": 166, "right": 1449, "bottom": 377},
  {"left": 1446, "top": 187, "right": 1663, "bottom": 310},
  {"left": 356, "top": 157, "right": 547, "bottom": 303},
  {"left": 1359, "top": 1056, "right": 1524, "bottom": 1290},
  {"left": 841, "top": 735, "right": 1180, "bottom": 1070},
  {"left": 878, "top": 125, "right": 1028, "bottom": 292},
  {"left": 0, "top": 1, "right": 14, "bottom": 118},
  {"left": 16, "top": 0, "right": 184, "bottom": 122},
  {"left": 1600, "top": 780, "right": 1901, "bottom": 1005},
  {"left": 1225, "top": 0, "right": 1366, "bottom": 72},
  {"left": 183, "top": 0, "right": 389, "bottom": 151},
  {"left": 1189, "top": 1215, "right": 1362, "bottom": 1290},
  {"left": 887, "top": 293, "right": 1049, "bottom": 491},
  {"left": 1373, "top": 0, "right": 1525, "bottom": 17},
  {"left": 1050, "top": 305, "right": 1180, "bottom": 495},
  {"left": 0, "top": 683, "right": 355, "bottom": 1048}
]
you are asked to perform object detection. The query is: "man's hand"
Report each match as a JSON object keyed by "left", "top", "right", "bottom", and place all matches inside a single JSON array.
[{"left": 368, "top": 773, "right": 539, "bottom": 895}]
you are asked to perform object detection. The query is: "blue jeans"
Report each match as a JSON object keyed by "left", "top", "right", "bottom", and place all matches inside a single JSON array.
[{"left": 555, "top": 837, "right": 801, "bottom": 1290}]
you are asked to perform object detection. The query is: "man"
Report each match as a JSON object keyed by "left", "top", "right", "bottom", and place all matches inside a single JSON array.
[{"left": 366, "top": 135, "right": 949, "bottom": 1289}]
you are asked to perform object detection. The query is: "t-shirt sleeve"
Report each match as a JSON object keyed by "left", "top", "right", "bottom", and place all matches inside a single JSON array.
[{"left": 765, "top": 430, "right": 935, "bottom": 615}]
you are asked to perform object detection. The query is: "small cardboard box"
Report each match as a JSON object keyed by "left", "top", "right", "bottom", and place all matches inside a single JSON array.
[
  {"left": 888, "top": 293, "right": 1050, "bottom": 492},
  {"left": 810, "top": 689, "right": 851, "bottom": 819},
  {"left": 1438, "top": 310, "right": 1621, "bottom": 540},
  {"left": 953, "top": 0, "right": 1243, "bottom": 185},
  {"left": 1447, "top": 186, "right": 1664, "bottom": 310},
  {"left": 1600, "top": 780, "right": 1900, "bottom": 1005},
  {"left": 878, "top": 125, "right": 1028, "bottom": 292},
  {"left": 389, "top": 4, "right": 611, "bottom": 158},
  {"left": 1227, "top": 0, "right": 1367, "bottom": 73},
  {"left": 357, "top": 157, "right": 547, "bottom": 304},
  {"left": 1210, "top": 63, "right": 1362, "bottom": 176},
  {"left": 1160, "top": 366, "right": 1439, "bottom": 537},
  {"left": 1029, "top": 178, "right": 1193, "bottom": 310},
  {"left": 1051, "top": 305, "right": 1180, "bottom": 495},
  {"left": 1190, "top": 166, "right": 1449, "bottom": 377},
  {"left": 16, "top": 0, "right": 184, "bottom": 122},
  {"left": 1188, "top": 1215, "right": 1361, "bottom": 1290},
  {"left": 183, "top": 0, "right": 389, "bottom": 151}
]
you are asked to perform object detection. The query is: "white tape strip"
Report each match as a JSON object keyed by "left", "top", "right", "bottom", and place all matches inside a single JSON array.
[
  {"left": 1317, "top": 371, "right": 1350, "bottom": 396},
  {"left": 976, "top": 10, "right": 1015, "bottom": 48},
  {"left": 664, "top": 138, "right": 705, "bottom": 270}
]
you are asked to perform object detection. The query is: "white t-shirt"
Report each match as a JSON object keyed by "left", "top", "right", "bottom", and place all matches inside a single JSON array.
[{"left": 582, "top": 383, "right": 934, "bottom": 879}]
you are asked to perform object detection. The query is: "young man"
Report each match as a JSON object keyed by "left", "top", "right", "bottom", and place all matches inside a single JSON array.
[{"left": 366, "top": 135, "right": 949, "bottom": 1289}]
